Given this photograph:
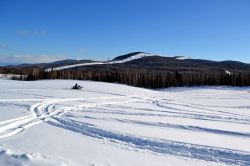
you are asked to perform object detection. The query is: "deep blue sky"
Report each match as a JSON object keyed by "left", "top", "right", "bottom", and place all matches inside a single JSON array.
[{"left": 0, "top": 0, "right": 250, "bottom": 64}]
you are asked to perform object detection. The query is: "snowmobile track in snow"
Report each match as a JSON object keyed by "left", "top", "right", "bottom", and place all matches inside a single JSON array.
[
  {"left": 47, "top": 117, "right": 250, "bottom": 166},
  {"left": 1, "top": 86, "right": 250, "bottom": 166},
  {"left": 0, "top": 95, "right": 144, "bottom": 139}
]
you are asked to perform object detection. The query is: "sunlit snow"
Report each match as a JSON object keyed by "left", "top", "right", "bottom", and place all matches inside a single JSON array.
[{"left": 0, "top": 79, "right": 250, "bottom": 166}]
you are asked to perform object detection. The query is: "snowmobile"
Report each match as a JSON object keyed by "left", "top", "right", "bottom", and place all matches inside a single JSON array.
[{"left": 72, "top": 83, "right": 83, "bottom": 90}]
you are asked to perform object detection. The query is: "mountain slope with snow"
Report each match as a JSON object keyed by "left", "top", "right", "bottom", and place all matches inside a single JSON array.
[
  {"left": 0, "top": 79, "right": 250, "bottom": 165},
  {"left": 41, "top": 52, "right": 250, "bottom": 73},
  {"left": 45, "top": 52, "right": 155, "bottom": 72},
  {"left": 173, "top": 56, "right": 191, "bottom": 60}
]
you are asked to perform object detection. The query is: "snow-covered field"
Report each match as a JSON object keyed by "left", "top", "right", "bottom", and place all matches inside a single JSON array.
[{"left": 0, "top": 79, "right": 250, "bottom": 166}]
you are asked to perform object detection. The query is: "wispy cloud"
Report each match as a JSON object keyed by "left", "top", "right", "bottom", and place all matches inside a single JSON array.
[
  {"left": 79, "top": 48, "right": 85, "bottom": 52},
  {"left": 0, "top": 43, "right": 8, "bottom": 49},
  {"left": 0, "top": 55, "right": 65, "bottom": 64},
  {"left": 16, "top": 30, "right": 47, "bottom": 36}
]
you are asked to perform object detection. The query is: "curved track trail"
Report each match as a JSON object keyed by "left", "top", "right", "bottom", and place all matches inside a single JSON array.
[
  {"left": 0, "top": 80, "right": 250, "bottom": 166},
  {"left": 0, "top": 95, "right": 144, "bottom": 139}
]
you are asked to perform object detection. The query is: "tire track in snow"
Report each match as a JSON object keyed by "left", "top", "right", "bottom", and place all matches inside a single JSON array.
[
  {"left": 150, "top": 100, "right": 250, "bottom": 125},
  {"left": 0, "top": 101, "right": 53, "bottom": 138},
  {"left": 2, "top": 91, "right": 250, "bottom": 165},
  {"left": 156, "top": 99, "right": 250, "bottom": 119},
  {"left": 107, "top": 104, "right": 250, "bottom": 125},
  {"left": 75, "top": 115, "right": 250, "bottom": 139},
  {"left": 0, "top": 95, "right": 145, "bottom": 138},
  {"left": 47, "top": 117, "right": 250, "bottom": 166}
]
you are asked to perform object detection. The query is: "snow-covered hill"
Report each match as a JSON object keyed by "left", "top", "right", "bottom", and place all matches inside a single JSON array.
[
  {"left": 0, "top": 79, "right": 250, "bottom": 166},
  {"left": 173, "top": 56, "right": 191, "bottom": 60},
  {"left": 45, "top": 52, "right": 154, "bottom": 72}
]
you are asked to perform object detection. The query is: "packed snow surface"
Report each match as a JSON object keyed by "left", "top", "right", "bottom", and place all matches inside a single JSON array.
[
  {"left": 0, "top": 79, "right": 250, "bottom": 166},
  {"left": 45, "top": 53, "right": 153, "bottom": 72}
]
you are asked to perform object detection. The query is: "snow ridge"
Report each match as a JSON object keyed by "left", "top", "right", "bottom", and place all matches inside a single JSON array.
[{"left": 0, "top": 148, "right": 64, "bottom": 166}]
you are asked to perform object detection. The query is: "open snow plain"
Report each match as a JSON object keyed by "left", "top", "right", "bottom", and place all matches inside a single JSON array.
[{"left": 0, "top": 79, "right": 250, "bottom": 166}]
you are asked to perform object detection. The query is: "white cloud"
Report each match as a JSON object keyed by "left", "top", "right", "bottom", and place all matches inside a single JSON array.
[{"left": 0, "top": 55, "right": 65, "bottom": 64}]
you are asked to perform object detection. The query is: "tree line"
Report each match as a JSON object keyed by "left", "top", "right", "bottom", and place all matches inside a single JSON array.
[{"left": 1, "top": 67, "right": 250, "bottom": 88}]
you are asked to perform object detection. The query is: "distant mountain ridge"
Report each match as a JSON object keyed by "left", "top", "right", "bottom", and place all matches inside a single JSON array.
[
  {"left": 44, "top": 52, "right": 156, "bottom": 72},
  {"left": 46, "top": 52, "right": 250, "bottom": 73},
  {"left": 1, "top": 52, "right": 250, "bottom": 72},
  {"left": 113, "top": 52, "right": 145, "bottom": 60},
  {"left": 1, "top": 52, "right": 250, "bottom": 88}
]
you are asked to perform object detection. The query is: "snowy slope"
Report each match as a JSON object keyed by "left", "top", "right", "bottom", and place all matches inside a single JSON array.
[
  {"left": 45, "top": 53, "right": 153, "bottom": 72},
  {"left": 0, "top": 79, "right": 250, "bottom": 166},
  {"left": 174, "top": 56, "right": 191, "bottom": 60}
]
